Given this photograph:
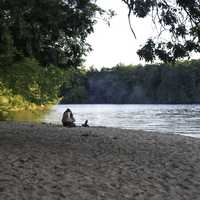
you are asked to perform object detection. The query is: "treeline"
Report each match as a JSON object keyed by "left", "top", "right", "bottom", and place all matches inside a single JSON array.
[
  {"left": 61, "top": 59, "right": 200, "bottom": 104},
  {"left": 0, "top": 0, "right": 102, "bottom": 119},
  {"left": 0, "top": 57, "right": 89, "bottom": 119}
]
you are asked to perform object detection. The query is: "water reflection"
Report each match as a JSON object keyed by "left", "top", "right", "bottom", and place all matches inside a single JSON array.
[{"left": 43, "top": 104, "right": 200, "bottom": 136}]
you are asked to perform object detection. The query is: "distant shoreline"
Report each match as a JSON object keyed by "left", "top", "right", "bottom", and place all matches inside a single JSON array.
[{"left": 0, "top": 121, "right": 200, "bottom": 199}]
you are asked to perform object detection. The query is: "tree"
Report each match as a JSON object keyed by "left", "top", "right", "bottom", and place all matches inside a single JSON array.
[
  {"left": 122, "top": 0, "right": 200, "bottom": 63},
  {"left": 0, "top": 0, "right": 106, "bottom": 68}
]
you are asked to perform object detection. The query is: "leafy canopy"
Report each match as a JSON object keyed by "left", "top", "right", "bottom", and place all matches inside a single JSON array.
[
  {"left": 122, "top": 0, "right": 200, "bottom": 63},
  {"left": 0, "top": 0, "right": 107, "bottom": 68}
]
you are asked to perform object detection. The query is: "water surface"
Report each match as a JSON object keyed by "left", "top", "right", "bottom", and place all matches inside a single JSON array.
[{"left": 42, "top": 104, "right": 200, "bottom": 137}]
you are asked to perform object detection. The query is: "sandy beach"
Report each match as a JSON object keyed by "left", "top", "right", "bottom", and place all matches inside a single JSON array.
[{"left": 0, "top": 121, "right": 200, "bottom": 200}]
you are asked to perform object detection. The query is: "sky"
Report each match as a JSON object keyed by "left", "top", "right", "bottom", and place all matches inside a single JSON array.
[
  {"left": 84, "top": 0, "right": 155, "bottom": 69},
  {"left": 84, "top": 0, "right": 199, "bottom": 69}
]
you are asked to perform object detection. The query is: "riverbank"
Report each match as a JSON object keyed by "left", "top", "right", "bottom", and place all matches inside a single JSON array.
[{"left": 0, "top": 121, "right": 200, "bottom": 199}]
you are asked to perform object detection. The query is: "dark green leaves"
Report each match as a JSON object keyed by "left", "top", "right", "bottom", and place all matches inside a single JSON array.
[
  {"left": 137, "top": 39, "right": 155, "bottom": 62},
  {"left": 123, "top": 0, "right": 200, "bottom": 63},
  {"left": 0, "top": 0, "right": 102, "bottom": 68}
]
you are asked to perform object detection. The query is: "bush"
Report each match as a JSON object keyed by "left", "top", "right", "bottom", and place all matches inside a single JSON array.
[{"left": 0, "top": 58, "right": 65, "bottom": 115}]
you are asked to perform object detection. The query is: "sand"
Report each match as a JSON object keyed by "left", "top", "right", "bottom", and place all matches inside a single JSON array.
[{"left": 0, "top": 121, "right": 200, "bottom": 200}]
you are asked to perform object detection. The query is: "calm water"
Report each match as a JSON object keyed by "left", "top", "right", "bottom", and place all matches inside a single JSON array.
[{"left": 42, "top": 104, "right": 200, "bottom": 138}]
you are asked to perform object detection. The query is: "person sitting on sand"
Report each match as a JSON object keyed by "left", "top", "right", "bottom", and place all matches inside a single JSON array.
[{"left": 62, "top": 108, "right": 76, "bottom": 127}]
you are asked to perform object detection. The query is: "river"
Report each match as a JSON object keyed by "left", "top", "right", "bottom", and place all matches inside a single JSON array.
[{"left": 42, "top": 104, "right": 200, "bottom": 138}]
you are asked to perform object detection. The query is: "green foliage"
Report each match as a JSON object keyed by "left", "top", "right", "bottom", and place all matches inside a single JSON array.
[
  {"left": 0, "top": 0, "right": 116, "bottom": 117},
  {"left": 60, "top": 68, "right": 88, "bottom": 103},
  {"left": 1, "top": 58, "right": 64, "bottom": 103},
  {"left": 63, "top": 85, "right": 88, "bottom": 103},
  {"left": 0, "top": 0, "right": 104, "bottom": 68},
  {"left": 0, "top": 23, "right": 17, "bottom": 66},
  {"left": 0, "top": 58, "right": 65, "bottom": 117},
  {"left": 82, "top": 60, "right": 200, "bottom": 104},
  {"left": 122, "top": 0, "right": 200, "bottom": 63}
]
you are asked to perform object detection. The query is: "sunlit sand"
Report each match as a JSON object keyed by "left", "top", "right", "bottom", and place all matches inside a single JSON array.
[{"left": 0, "top": 121, "right": 200, "bottom": 199}]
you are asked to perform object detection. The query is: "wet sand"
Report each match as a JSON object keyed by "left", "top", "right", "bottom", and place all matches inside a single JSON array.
[{"left": 0, "top": 121, "right": 200, "bottom": 200}]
